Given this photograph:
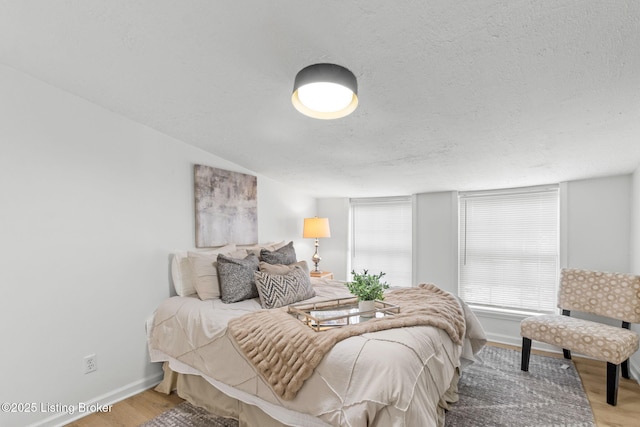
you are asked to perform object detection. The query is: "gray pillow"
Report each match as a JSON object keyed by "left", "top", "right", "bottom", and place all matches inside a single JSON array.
[
  {"left": 254, "top": 266, "right": 316, "bottom": 309},
  {"left": 217, "top": 253, "right": 260, "bottom": 303},
  {"left": 260, "top": 241, "right": 297, "bottom": 265}
]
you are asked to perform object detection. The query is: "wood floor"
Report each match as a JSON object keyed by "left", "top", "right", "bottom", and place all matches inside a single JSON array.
[
  {"left": 68, "top": 342, "right": 640, "bottom": 427},
  {"left": 65, "top": 390, "right": 184, "bottom": 427}
]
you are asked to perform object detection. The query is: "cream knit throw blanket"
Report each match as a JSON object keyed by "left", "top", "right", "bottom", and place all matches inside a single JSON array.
[{"left": 227, "top": 283, "right": 465, "bottom": 400}]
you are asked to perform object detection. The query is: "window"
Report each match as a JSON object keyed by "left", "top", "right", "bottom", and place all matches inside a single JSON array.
[
  {"left": 350, "top": 197, "right": 412, "bottom": 287},
  {"left": 458, "top": 186, "right": 559, "bottom": 313}
]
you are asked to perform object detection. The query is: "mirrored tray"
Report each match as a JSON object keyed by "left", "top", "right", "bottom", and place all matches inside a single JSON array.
[{"left": 288, "top": 297, "right": 400, "bottom": 332}]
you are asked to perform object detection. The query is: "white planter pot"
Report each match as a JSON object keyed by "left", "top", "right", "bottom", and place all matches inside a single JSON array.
[{"left": 358, "top": 300, "right": 376, "bottom": 317}]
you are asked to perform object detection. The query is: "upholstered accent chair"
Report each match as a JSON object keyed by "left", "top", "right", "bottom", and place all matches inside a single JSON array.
[{"left": 520, "top": 268, "right": 640, "bottom": 405}]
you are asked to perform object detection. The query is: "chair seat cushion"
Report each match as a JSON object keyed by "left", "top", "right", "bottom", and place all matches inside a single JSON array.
[{"left": 521, "top": 314, "right": 639, "bottom": 365}]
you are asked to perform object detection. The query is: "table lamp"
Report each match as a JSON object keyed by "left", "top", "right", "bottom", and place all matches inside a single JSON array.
[{"left": 303, "top": 217, "right": 331, "bottom": 272}]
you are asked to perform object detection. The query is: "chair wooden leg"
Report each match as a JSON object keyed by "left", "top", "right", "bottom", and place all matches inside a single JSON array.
[
  {"left": 563, "top": 348, "right": 572, "bottom": 359},
  {"left": 521, "top": 337, "right": 531, "bottom": 371},
  {"left": 622, "top": 358, "right": 630, "bottom": 379},
  {"left": 607, "top": 362, "right": 620, "bottom": 406}
]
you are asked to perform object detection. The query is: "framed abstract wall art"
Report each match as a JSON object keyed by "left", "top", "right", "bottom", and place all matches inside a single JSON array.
[{"left": 194, "top": 164, "right": 258, "bottom": 247}]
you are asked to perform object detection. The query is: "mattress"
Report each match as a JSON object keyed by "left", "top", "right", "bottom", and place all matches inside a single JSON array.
[{"left": 147, "top": 278, "right": 486, "bottom": 426}]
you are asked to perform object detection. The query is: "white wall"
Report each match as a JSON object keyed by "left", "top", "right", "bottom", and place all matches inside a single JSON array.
[
  {"left": 318, "top": 192, "right": 460, "bottom": 289},
  {"left": 318, "top": 176, "right": 636, "bottom": 367},
  {"left": 564, "top": 175, "right": 631, "bottom": 272},
  {"left": 317, "top": 198, "right": 350, "bottom": 281},
  {"left": 632, "top": 166, "right": 640, "bottom": 275},
  {"left": 0, "top": 64, "right": 316, "bottom": 427},
  {"left": 413, "top": 192, "right": 458, "bottom": 295},
  {"left": 631, "top": 165, "right": 640, "bottom": 379}
]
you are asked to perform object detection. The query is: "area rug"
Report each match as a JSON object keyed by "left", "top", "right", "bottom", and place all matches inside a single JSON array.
[
  {"left": 139, "top": 401, "right": 238, "bottom": 427},
  {"left": 141, "top": 346, "right": 595, "bottom": 427},
  {"left": 444, "top": 345, "right": 596, "bottom": 427}
]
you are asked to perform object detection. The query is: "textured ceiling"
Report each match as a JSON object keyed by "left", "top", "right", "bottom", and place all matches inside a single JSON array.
[{"left": 1, "top": 1, "right": 639, "bottom": 197}]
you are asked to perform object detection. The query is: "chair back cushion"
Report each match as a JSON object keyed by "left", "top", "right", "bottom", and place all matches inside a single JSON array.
[{"left": 558, "top": 268, "right": 640, "bottom": 323}]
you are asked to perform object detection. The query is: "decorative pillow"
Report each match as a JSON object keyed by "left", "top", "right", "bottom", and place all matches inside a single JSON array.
[
  {"left": 171, "top": 253, "right": 197, "bottom": 296},
  {"left": 272, "top": 241, "right": 288, "bottom": 250},
  {"left": 259, "top": 260, "right": 310, "bottom": 276},
  {"left": 217, "top": 253, "right": 260, "bottom": 303},
  {"left": 260, "top": 241, "right": 297, "bottom": 265},
  {"left": 186, "top": 244, "right": 237, "bottom": 300},
  {"left": 229, "top": 249, "right": 249, "bottom": 259},
  {"left": 254, "top": 266, "right": 316, "bottom": 309},
  {"left": 240, "top": 241, "right": 286, "bottom": 257}
]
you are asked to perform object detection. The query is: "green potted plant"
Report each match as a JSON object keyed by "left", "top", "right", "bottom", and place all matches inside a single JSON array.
[{"left": 346, "top": 269, "right": 390, "bottom": 317}]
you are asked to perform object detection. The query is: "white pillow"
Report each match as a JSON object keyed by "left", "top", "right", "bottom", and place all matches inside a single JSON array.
[
  {"left": 271, "top": 240, "right": 288, "bottom": 250},
  {"left": 170, "top": 251, "right": 196, "bottom": 296},
  {"left": 229, "top": 248, "right": 249, "bottom": 259},
  {"left": 259, "top": 260, "right": 309, "bottom": 276},
  {"left": 170, "top": 244, "right": 236, "bottom": 298},
  {"left": 239, "top": 241, "right": 286, "bottom": 257},
  {"left": 187, "top": 244, "right": 237, "bottom": 300}
]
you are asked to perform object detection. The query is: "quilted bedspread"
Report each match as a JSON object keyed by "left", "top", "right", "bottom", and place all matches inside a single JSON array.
[
  {"left": 148, "top": 279, "right": 486, "bottom": 427},
  {"left": 228, "top": 284, "right": 466, "bottom": 401}
]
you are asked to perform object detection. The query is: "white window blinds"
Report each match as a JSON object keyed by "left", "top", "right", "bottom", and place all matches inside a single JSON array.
[
  {"left": 350, "top": 197, "right": 412, "bottom": 287},
  {"left": 458, "top": 186, "right": 559, "bottom": 313}
]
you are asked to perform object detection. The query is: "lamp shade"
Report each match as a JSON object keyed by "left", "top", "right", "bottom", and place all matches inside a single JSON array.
[
  {"left": 292, "top": 63, "right": 358, "bottom": 120},
  {"left": 303, "top": 217, "right": 331, "bottom": 239}
]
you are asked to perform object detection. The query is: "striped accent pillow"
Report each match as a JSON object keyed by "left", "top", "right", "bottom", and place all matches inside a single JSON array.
[{"left": 254, "top": 266, "right": 315, "bottom": 309}]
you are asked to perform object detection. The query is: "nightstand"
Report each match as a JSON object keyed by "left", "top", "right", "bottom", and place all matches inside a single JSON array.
[{"left": 310, "top": 271, "right": 334, "bottom": 280}]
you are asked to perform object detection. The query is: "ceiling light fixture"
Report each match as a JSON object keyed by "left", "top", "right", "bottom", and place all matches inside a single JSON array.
[{"left": 292, "top": 63, "right": 358, "bottom": 120}]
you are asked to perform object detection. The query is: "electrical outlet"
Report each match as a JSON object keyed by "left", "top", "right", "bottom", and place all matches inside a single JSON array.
[{"left": 84, "top": 354, "right": 97, "bottom": 374}]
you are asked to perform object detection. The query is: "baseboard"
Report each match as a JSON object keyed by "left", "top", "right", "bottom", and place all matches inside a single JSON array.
[
  {"left": 27, "top": 372, "right": 164, "bottom": 427},
  {"left": 483, "top": 331, "right": 522, "bottom": 348},
  {"left": 630, "top": 359, "right": 640, "bottom": 384},
  {"left": 483, "top": 331, "right": 564, "bottom": 354}
]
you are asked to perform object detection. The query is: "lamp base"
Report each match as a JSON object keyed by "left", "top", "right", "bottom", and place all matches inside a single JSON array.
[{"left": 311, "top": 238, "right": 321, "bottom": 272}]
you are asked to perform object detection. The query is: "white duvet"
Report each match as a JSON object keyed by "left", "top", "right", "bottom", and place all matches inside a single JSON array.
[{"left": 147, "top": 279, "right": 486, "bottom": 427}]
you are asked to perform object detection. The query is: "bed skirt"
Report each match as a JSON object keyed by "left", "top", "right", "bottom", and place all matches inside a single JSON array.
[
  {"left": 155, "top": 361, "right": 459, "bottom": 427},
  {"left": 157, "top": 362, "right": 297, "bottom": 427}
]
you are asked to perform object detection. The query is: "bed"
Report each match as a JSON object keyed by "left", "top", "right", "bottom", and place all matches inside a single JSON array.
[{"left": 147, "top": 244, "right": 486, "bottom": 427}]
